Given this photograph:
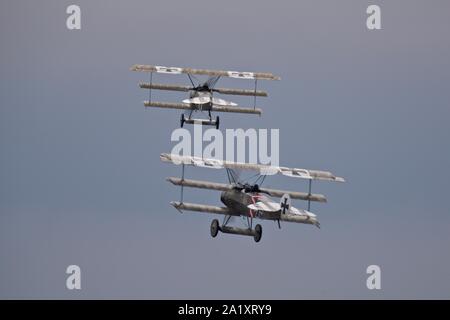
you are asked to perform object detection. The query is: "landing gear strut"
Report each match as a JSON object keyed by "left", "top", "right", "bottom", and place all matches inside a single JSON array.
[
  {"left": 179, "top": 110, "right": 219, "bottom": 129},
  {"left": 215, "top": 116, "right": 220, "bottom": 129},
  {"left": 209, "top": 216, "right": 263, "bottom": 242},
  {"left": 180, "top": 114, "right": 185, "bottom": 127}
]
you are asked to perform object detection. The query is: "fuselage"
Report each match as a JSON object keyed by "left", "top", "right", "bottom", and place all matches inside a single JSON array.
[
  {"left": 220, "top": 189, "right": 252, "bottom": 215},
  {"left": 220, "top": 189, "right": 280, "bottom": 220},
  {"left": 189, "top": 90, "right": 213, "bottom": 111}
]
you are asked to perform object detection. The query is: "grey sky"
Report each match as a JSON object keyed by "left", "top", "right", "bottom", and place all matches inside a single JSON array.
[{"left": 1, "top": 0, "right": 450, "bottom": 298}]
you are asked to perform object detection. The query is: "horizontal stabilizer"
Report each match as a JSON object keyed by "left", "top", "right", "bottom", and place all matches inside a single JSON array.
[
  {"left": 248, "top": 201, "right": 279, "bottom": 212},
  {"left": 279, "top": 213, "right": 320, "bottom": 227},
  {"left": 247, "top": 202, "right": 317, "bottom": 218},
  {"left": 259, "top": 187, "right": 326, "bottom": 202},
  {"left": 182, "top": 97, "right": 237, "bottom": 106}
]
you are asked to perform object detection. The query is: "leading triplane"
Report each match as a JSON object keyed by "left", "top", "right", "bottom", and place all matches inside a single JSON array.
[
  {"left": 131, "top": 64, "right": 280, "bottom": 129},
  {"left": 161, "top": 153, "right": 345, "bottom": 242}
]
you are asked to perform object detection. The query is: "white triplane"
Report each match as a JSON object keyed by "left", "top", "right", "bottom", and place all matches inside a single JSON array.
[{"left": 131, "top": 64, "right": 280, "bottom": 129}]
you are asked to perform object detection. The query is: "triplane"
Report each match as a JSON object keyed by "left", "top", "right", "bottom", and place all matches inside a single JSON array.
[
  {"left": 161, "top": 153, "right": 345, "bottom": 242},
  {"left": 131, "top": 64, "right": 279, "bottom": 129}
]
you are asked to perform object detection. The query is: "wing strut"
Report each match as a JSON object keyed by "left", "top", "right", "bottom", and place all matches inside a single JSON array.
[
  {"left": 187, "top": 73, "right": 196, "bottom": 87},
  {"left": 308, "top": 179, "right": 312, "bottom": 211},
  {"left": 180, "top": 163, "right": 185, "bottom": 203},
  {"left": 148, "top": 72, "right": 153, "bottom": 105},
  {"left": 254, "top": 79, "right": 258, "bottom": 110}
]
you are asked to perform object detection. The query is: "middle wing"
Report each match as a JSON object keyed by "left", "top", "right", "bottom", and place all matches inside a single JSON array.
[
  {"left": 167, "top": 177, "right": 326, "bottom": 202},
  {"left": 161, "top": 153, "right": 345, "bottom": 182},
  {"left": 138, "top": 82, "right": 268, "bottom": 97}
]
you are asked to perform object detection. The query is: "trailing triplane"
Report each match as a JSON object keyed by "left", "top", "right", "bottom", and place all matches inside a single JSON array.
[
  {"left": 130, "top": 64, "right": 279, "bottom": 129},
  {"left": 161, "top": 153, "right": 345, "bottom": 242}
]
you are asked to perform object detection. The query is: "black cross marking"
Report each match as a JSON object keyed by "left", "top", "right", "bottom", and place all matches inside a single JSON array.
[{"left": 281, "top": 198, "right": 289, "bottom": 214}]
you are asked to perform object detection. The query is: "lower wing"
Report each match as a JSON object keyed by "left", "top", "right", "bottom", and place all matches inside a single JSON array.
[
  {"left": 144, "top": 101, "right": 261, "bottom": 115},
  {"left": 170, "top": 201, "right": 236, "bottom": 216}
]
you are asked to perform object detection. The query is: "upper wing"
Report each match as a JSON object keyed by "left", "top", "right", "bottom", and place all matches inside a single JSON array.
[
  {"left": 131, "top": 64, "right": 280, "bottom": 80},
  {"left": 160, "top": 153, "right": 345, "bottom": 183}
]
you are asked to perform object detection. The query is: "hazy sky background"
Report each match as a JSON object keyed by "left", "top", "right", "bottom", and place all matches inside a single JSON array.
[{"left": 1, "top": 0, "right": 450, "bottom": 298}]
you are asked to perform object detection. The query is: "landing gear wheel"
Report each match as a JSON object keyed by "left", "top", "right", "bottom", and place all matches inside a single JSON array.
[
  {"left": 215, "top": 116, "right": 220, "bottom": 129},
  {"left": 180, "top": 114, "right": 185, "bottom": 127},
  {"left": 254, "top": 224, "right": 262, "bottom": 243},
  {"left": 210, "top": 219, "right": 219, "bottom": 238}
]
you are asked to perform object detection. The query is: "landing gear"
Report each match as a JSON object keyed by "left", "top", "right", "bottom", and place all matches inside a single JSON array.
[
  {"left": 210, "top": 219, "right": 219, "bottom": 238},
  {"left": 179, "top": 113, "right": 218, "bottom": 128},
  {"left": 215, "top": 116, "right": 220, "bottom": 129},
  {"left": 209, "top": 216, "right": 263, "bottom": 242},
  {"left": 254, "top": 224, "right": 262, "bottom": 243}
]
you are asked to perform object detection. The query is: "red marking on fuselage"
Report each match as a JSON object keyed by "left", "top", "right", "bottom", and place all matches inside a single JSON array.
[{"left": 248, "top": 193, "right": 262, "bottom": 218}]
